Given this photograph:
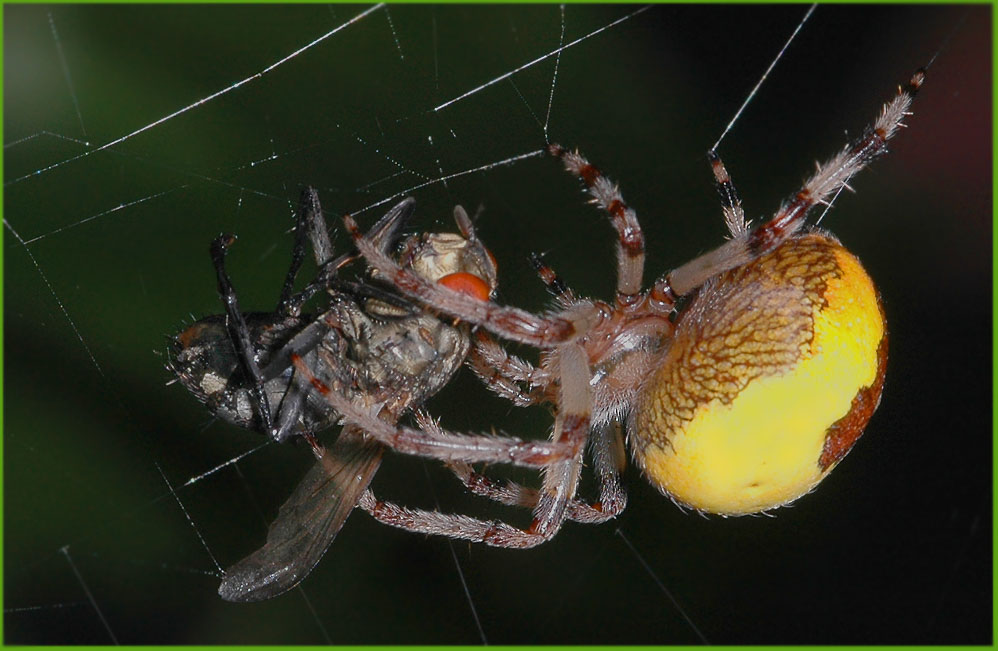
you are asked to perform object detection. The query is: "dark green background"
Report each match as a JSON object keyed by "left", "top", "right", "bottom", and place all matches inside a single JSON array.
[{"left": 5, "top": 5, "right": 991, "bottom": 644}]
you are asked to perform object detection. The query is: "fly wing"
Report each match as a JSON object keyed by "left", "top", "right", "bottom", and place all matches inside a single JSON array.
[{"left": 218, "top": 425, "right": 383, "bottom": 602}]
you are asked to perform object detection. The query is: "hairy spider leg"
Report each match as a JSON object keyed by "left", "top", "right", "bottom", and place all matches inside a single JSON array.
[
  {"left": 662, "top": 69, "right": 925, "bottom": 298},
  {"left": 414, "top": 412, "right": 627, "bottom": 524},
  {"left": 360, "top": 344, "right": 589, "bottom": 548},
  {"left": 291, "top": 353, "right": 578, "bottom": 469},
  {"left": 547, "top": 144, "right": 646, "bottom": 304},
  {"left": 465, "top": 252, "right": 575, "bottom": 406},
  {"left": 468, "top": 331, "right": 550, "bottom": 407},
  {"left": 529, "top": 251, "right": 577, "bottom": 305},
  {"left": 707, "top": 149, "right": 748, "bottom": 238},
  {"left": 342, "top": 212, "right": 589, "bottom": 348}
]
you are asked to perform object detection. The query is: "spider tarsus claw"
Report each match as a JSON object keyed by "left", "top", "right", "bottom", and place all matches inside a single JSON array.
[
  {"left": 342, "top": 213, "right": 361, "bottom": 238},
  {"left": 906, "top": 69, "right": 926, "bottom": 96}
]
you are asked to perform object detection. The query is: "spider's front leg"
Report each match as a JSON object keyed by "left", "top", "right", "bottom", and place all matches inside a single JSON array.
[
  {"left": 342, "top": 207, "right": 597, "bottom": 348},
  {"left": 291, "top": 354, "right": 579, "bottom": 469}
]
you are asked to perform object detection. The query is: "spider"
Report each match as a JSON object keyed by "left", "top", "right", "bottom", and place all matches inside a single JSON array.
[
  {"left": 287, "top": 68, "right": 925, "bottom": 547},
  {"left": 168, "top": 188, "right": 498, "bottom": 600}
]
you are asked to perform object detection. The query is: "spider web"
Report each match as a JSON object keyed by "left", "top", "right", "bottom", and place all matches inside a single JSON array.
[{"left": 4, "top": 5, "right": 992, "bottom": 644}]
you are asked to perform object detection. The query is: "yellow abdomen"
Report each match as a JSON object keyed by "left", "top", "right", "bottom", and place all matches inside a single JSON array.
[{"left": 632, "top": 233, "right": 887, "bottom": 515}]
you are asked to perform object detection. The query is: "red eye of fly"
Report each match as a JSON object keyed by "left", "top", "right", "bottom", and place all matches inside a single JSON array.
[{"left": 438, "top": 272, "right": 491, "bottom": 302}]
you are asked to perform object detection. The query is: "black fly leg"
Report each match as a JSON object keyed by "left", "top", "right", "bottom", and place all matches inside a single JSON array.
[
  {"left": 265, "top": 187, "right": 343, "bottom": 444},
  {"left": 275, "top": 196, "right": 311, "bottom": 315},
  {"left": 277, "top": 189, "right": 417, "bottom": 319},
  {"left": 211, "top": 230, "right": 331, "bottom": 446},
  {"left": 277, "top": 187, "right": 338, "bottom": 317},
  {"left": 211, "top": 234, "right": 277, "bottom": 438},
  {"left": 300, "top": 186, "right": 335, "bottom": 268}
]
